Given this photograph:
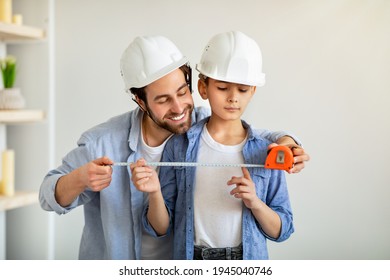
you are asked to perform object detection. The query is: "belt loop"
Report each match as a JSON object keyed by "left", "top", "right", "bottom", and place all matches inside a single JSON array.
[
  {"left": 201, "top": 247, "right": 208, "bottom": 259},
  {"left": 225, "top": 247, "right": 232, "bottom": 260}
]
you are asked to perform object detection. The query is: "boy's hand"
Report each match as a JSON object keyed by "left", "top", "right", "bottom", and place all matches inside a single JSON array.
[
  {"left": 130, "top": 158, "right": 160, "bottom": 193},
  {"left": 227, "top": 167, "right": 260, "bottom": 209}
]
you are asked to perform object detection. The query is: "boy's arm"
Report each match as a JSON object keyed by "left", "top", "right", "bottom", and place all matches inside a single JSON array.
[
  {"left": 247, "top": 199, "right": 282, "bottom": 239},
  {"left": 146, "top": 189, "right": 170, "bottom": 235},
  {"left": 228, "top": 167, "right": 282, "bottom": 239},
  {"left": 130, "top": 159, "right": 169, "bottom": 235}
]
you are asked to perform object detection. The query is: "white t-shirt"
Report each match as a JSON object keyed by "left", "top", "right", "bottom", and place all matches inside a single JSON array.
[
  {"left": 194, "top": 124, "right": 246, "bottom": 248},
  {"left": 139, "top": 122, "right": 173, "bottom": 260}
]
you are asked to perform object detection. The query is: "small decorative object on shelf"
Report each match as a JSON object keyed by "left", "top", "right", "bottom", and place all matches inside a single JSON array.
[
  {"left": 0, "top": 149, "right": 15, "bottom": 196},
  {"left": 0, "top": 55, "right": 25, "bottom": 109},
  {"left": 12, "top": 13, "right": 22, "bottom": 25},
  {"left": 0, "top": 0, "right": 12, "bottom": 24}
]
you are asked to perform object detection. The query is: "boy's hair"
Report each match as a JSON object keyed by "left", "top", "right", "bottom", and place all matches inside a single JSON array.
[
  {"left": 198, "top": 73, "right": 209, "bottom": 85},
  {"left": 199, "top": 74, "right": 256, "bottom": 88},
  {"left": 130, "top": 64, "right": 192, "bottom": 104}
]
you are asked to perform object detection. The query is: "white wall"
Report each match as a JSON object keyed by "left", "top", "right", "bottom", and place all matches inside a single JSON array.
[{"left": 32, "top": 0, "right": 390, "bottom": 259}]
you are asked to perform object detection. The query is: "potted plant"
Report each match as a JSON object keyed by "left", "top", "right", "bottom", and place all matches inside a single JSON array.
[{"left": 0, "top": 55, "right": 25, "bottom": 109}]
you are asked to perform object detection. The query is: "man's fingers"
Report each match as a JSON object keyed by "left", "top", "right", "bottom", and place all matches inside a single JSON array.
[
  {"left": 267, "top": 143, "right": 278, "bottom": 150},
  {"left": 93, "top": 156, "right": 114, "bottom": 166},
  {"left": 289, "top": 162, "right": 305, "bottom": 173},
  {"left": 89, "top": 176, "right": 112, "bottom": 191}
]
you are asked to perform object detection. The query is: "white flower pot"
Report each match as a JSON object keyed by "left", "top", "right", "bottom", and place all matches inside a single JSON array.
[{"left": 0, "top": 88, "right": 26, "bottom": 109}]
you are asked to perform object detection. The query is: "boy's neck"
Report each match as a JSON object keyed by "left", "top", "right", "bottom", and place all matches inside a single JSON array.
[{"left": 206, "top": 116, "right": 247, "bottom": 145}]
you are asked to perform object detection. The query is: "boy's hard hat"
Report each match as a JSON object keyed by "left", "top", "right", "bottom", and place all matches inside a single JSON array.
[
  {"left": 196, "top": 31, "right": 265, "bottom": 87},
  {"left": 120, "top": 35, "right": 188, "bottom": 90}
]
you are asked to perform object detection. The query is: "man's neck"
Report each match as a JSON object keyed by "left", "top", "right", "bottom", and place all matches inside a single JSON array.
[{"left": 142, "top": 114, "right": 172, "bottom": 147}]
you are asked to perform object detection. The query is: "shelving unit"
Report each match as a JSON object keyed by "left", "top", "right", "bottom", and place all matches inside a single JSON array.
[
  {"left": 0, "top": 110, "right": 44, "bottom": 244},
  {"left": 0, "top": 191, "right": 38, "bottom": 211},
  {"left": 0, "top": 21, "right": 45, "bottom": 41},
  {"left": 0, "top": 17, "right": 46, "bottom": 260},
  {"left": 0, "top": 110, "right": 44, "bottom": 232},
  {"left": 0, "top": 109, "right": 45, "bottom": 123}
]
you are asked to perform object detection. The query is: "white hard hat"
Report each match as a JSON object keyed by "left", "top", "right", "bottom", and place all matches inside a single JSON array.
[
  {"left": 120, "top": 35, "right": 189, "bottom": 90},
  {"left": 196, "top": 31, "right": 265, "bottom": 87}
]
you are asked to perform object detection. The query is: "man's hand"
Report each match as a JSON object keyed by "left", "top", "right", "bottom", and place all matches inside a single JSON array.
[
  {"left": 79, "top": 156, "right": 114, "bottom": 191},
  {"left": 55, "top": 156, "right": 113, "bottom": 207},
  {"left": 272, "top": 136, "right": 310, "bottom": 174}
]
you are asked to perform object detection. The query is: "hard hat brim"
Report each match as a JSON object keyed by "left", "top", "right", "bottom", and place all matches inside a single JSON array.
[
  {"left": 130, "top": 57, "right": 189, "bottom": 89},
  {"left": 196, "top": 64, "right": 265, "bottom": 87}
]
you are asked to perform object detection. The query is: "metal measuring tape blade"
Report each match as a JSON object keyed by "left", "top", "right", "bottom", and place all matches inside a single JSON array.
[{"left": 112, "top": 146, "right": 294, "bottom": 171}]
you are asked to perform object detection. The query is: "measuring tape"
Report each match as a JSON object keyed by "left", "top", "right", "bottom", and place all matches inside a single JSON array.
[
  {"left": 112, "top": 161, "right": 265, "bottom": 168},
  {"left": 111, "top": 145, "right": 294, "bottom": 171}
]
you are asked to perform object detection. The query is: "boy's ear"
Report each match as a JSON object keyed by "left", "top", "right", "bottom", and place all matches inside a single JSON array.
[
  {"left": 197, "top": 79, "right": 208, "bottom": 100},
  {"left": 251, "top": 86, "right": 257, "bottom": 96}
]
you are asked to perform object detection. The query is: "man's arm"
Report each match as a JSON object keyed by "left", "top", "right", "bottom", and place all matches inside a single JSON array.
[
  {"left": 55, "top": 157, "right": 113, "bottom": 207},
  {"left": 194, "top": 107, "right": 310, "bottom": 173}
]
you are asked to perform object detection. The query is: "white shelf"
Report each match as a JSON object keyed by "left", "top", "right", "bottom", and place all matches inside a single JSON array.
[
  {"left": 0, "top": 22, "right": 45, "bottom": 42},
  {"left": 0, "top": 109, "right": 45, "bottom": 124},
  {"left": 0, "top": 191, "right": 38, "bottom": 211}
]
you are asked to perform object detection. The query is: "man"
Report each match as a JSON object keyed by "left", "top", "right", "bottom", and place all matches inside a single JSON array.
[{"left": 39, "top": 35, "right": 309, "bottom": 260}]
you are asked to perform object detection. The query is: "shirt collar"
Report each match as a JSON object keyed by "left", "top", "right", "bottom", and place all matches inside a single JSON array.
[
  {"left": 128, "top": 107, "right": 143, "bottom": 152},
  {"left": 187, "top": 117, "right": 259, "bottom": 142}
]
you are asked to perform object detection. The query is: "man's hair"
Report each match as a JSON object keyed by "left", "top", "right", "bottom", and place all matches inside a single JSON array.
[{"left": 130, "top": 64, "right": 192, "bottom": 104}]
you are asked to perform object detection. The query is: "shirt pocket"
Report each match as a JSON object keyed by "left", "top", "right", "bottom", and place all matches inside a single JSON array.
[{"left": 251, "top": 168, "right": 271, "bottom": 200}]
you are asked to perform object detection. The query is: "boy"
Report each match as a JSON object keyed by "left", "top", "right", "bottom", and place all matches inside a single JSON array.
[{"left": 131, "top": 31, "right": 294, "bottom": 260}]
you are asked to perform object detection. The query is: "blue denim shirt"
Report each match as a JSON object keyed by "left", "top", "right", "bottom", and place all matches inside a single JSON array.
[{"left": 146, "top": 117, "right": 294, "bottom": 260}]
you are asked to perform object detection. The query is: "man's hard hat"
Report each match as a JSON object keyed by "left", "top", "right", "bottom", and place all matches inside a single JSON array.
[
  {"left": 196, "top": 31, "right": 265, "bottom": 87},
  {"left": 120, "top": 35, "right": 188, "bottom": 90}
]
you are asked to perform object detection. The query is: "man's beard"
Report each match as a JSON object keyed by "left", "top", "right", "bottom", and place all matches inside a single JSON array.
[{"left": 145, "top": 104, "right": 194, "bottom": 135}]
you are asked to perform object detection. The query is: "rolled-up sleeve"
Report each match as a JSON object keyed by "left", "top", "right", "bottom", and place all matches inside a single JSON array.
[
  {"left": 265, "top": 170, "right": 294, "bottom": 242},
  {"left": 39, "top": 173, "right": 76, "bottom": 214},
  {"left": 39, "top": 135, "right": 96, "bottom": 215},
  {"left": 255, "top": 129, "right": 302, "bottom": 147}
]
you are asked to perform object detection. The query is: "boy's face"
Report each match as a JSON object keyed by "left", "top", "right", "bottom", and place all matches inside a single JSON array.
[
  {"left": 137, "top": 68, "right": 194, "bottom": 135},
  {"left": 198, "top": 78, "right": 255, "bottom": 121}
]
